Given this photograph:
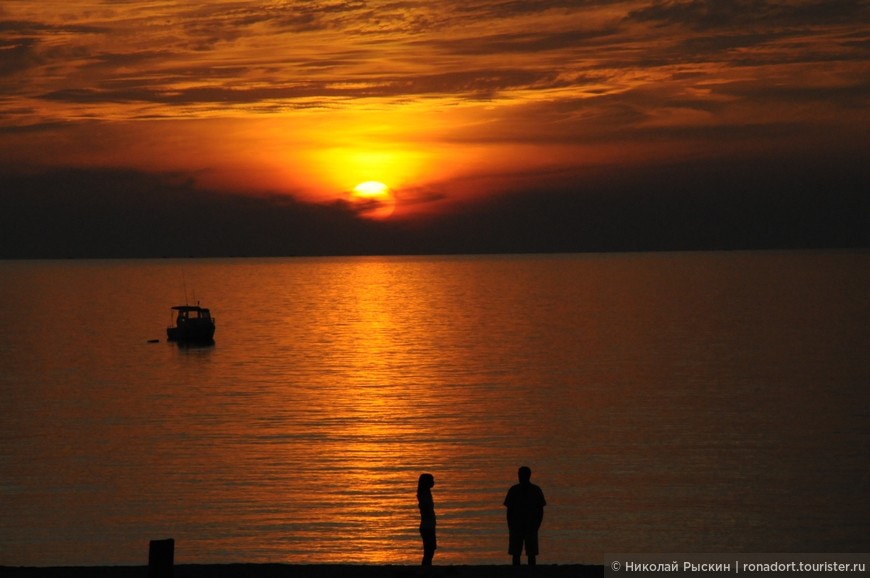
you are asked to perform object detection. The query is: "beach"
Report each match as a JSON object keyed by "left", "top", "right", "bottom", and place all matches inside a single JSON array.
[{"left": 2, "top": 565, "right": 604, "bottom": 578}]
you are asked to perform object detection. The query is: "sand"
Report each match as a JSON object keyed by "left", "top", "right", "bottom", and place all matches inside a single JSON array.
[{"left": 1, "top": 564, "right": 604, "bottom": 578}]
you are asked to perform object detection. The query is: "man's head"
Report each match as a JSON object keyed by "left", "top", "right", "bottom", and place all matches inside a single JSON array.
[
  {"left": 518, "top": 466, "right": 532, "bottom": 483},
  {"left": 419, "top": 473, "right": 435, "bottom": 490}
]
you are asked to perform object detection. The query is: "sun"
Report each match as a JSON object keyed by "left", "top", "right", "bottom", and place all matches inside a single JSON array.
[
  {"left": 351, "top": 181, "right": 396, "bottom": 219},
  {"left": 354, "top": 181, "right": 388, "bottom": 197}
]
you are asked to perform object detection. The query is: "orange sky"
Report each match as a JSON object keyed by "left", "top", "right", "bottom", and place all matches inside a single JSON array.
[{"left": 0, "top": 1, "right": 868, "bottom": 254}]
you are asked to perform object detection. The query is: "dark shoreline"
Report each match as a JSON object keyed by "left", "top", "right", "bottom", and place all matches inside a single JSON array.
[{"left": 1, "top": 565, "right": 604, "bottom": 578}]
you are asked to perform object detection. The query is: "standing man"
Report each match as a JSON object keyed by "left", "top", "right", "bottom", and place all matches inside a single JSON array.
[{"left": 503, "top": 466, "right": 546, "bottom": 566}]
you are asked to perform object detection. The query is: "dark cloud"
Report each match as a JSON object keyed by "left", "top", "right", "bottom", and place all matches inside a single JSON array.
[
  {"left": 39, "top": 67, "right": 556, "bottom": 106},
  {"left": 0, "top": 37, "right": 39, "bottom": 76},
  {"left": 413, "top": 153, "right": 870, "bottom": 254},
  {"left": 713, "top": 78, "right": 870, "bottom": 109},
  {"left": 420, "top": 26, "right": 621, "bottom": 57},
  {"left": 0, "top": 19, "right": 105, "bottom": 35},
  {"left": 628, "top": 0, "right": 869, "bottom": 30},
  {"left": 623, "top": 0, "right": 870, "bottom": 71},
  {"left": 0, "top": 168, "right": 400, "bottom": 258},
  {"left": 1, "top": 151, "right": 866, "bottom": 259},
  {"left": 0, "top": 119, "right": 73, "bottom": 134},
  {"left": 0, "top": 20, "right": 105, "bottom": 84},
  {"left": 177, "top": 0, "right": 408, "bottom": 42},
  {"left": 442, "top": 0, "right": 626, "bottom": 20}
]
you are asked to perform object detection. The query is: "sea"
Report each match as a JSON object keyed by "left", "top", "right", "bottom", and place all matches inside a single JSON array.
[{"left": 0, "top": 251, "right": 868, "bottom": 566}]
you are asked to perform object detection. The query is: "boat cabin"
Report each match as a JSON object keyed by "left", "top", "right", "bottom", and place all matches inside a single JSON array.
[{"left": 173, "top": 305, "right": 212, "bottom": 324}]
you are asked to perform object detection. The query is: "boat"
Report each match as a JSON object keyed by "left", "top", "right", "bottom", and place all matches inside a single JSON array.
[{"left": 167, "top": 304, "right": 215, "bottom": 343}]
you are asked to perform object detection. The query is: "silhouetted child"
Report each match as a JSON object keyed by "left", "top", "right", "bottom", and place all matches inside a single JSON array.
[
  {"left": 503, "top": 466, "right": 546, "bottom": 566},
  {"left": 417, "top": 473, "right": 437, "bottom": 565}
]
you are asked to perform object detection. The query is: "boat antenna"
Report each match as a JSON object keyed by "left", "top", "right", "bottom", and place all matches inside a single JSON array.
[{"left": 181, "top": 264, "right": 189, "bottom": 306}]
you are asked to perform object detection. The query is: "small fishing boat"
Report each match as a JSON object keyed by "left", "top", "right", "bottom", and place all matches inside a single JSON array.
[{"left": 167, "top": 304, "right": 215, "bottom": 343}]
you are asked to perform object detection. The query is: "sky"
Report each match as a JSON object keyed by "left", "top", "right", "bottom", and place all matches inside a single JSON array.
[{"left": 1, "top": 0, "right": 868, "bottom": 257}]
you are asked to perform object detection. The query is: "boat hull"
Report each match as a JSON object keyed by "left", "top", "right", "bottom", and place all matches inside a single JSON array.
[{"left": 167, "top": 322, "right": 215, "bottom": 343}]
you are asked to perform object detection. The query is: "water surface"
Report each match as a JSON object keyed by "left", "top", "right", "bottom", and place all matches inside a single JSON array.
[{"left": 0, "top": 252, "right": 867, "bottom": 565}]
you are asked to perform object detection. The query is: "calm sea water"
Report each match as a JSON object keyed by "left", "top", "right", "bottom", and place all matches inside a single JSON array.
[{"left": 0, "top": 251, "right": 868, "bottom": 566}]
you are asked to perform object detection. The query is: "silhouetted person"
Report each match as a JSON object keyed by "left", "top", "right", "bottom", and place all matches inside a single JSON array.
[
  {"left": 503, "top": 466, "right": 546, "bottom": 566},
  {"left": 417, "top": 473, "right": 437, "bottom": 565}
]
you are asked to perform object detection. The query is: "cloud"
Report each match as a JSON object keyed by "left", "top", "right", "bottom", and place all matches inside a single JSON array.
[
  {"left": 414, "top": 152, "right": 870, "bottom": 254},
  {"left": 0, "top": 36, "right": 39, "bottom": 75},
  {"left": 628, "top": 0, "right": 869, "bottom": 30},
  {"left": 37, "top": 67, "right": 558, "bottom": 108},
  {"left": 419, "top": 26, "right": 621, "bottom": 57},
  {"left": 0, "top": 18, "right": 104, "bottom": 35},
  {"left": 0, "top": 167, "right": 403, "bottom": 258},
  {"left": 4, "top": 0, "right": 867, "bottom": 124},
  {"left": 0, "top": 17, "right": 108, "bottom": 79},
  {"left": 1, "top": 151, "right": 866, "bottom": 259}
]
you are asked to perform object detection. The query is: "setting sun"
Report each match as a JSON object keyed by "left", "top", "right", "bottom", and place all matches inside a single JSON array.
[
  {"left": 354, "top": 181, "right": 389, "bottom": 197},
  {"left": 351, "top": 181, "right": 396, "bottom": 219}
]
